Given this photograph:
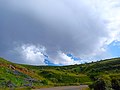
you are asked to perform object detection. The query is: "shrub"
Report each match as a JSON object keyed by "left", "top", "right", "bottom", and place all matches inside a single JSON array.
[
  {"left": 90, "top": 76, "right": 112, "bottom": 90},
  {"left": 111, "top": 78, "right": 120, "bottom": 90},
  {"left": 41, "top": 80, "right": 48, "bottom": 85}
]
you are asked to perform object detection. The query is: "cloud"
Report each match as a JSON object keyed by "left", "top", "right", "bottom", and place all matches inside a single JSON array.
[
  {"left": 89, "top": 0, "right": 120, "bottom": 44},
  {"left": 0, "top": 0, "right": 120, "bottom": 65},
  {"left": 14, "top": 44, "right": 46, "bottom": 65},
  {"left": 50, "top": 51, "right": 80, "bottom": 65}
]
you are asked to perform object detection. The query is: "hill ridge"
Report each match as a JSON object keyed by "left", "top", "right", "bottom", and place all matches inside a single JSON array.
[{"left": 0, "top": 57, "right": 120, "bottom": 89}]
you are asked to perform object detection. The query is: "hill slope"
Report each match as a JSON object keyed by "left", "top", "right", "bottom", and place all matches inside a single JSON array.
[{"left": 0, "top": 57, "right": 120, "bottom": 89}]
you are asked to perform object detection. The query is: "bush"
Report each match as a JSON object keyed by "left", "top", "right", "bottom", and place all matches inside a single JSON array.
[
  {"left": 90, "top": 76, "right": 112, "bottom": 90},
  {"left": 41, "top": 80, "right": 48, "bottom": 85},
  {"left": 89, "top": 73, "right": 99, "bottom": 81},
  {"left": 111, "top": 78, "right": 120, "bottom": 90}
]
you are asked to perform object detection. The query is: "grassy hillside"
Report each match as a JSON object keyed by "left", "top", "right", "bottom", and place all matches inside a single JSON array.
[
  {"left": 0, "top": 57, "right": 120, "bottom": 89},
  {"left": 0, "top": 58, "right": 48, "bottom": 89}
]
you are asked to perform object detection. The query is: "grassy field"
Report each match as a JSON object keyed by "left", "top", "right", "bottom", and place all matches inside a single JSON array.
[{"left": 0, "top": 57, "right": 120, "bottom": 89}]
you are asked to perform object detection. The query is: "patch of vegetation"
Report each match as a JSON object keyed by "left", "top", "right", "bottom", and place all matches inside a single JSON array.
[{"left": 0, "top": 57, "right": 120, "bottom": 90}]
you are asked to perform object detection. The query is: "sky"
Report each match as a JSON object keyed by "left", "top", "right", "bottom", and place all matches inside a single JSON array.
[{"left": 0, "top": 0, "right": 120, "bottom": 66}]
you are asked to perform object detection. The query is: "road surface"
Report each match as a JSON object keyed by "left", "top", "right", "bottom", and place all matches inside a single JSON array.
[{"left": 34, "top": 85, "right": 88, "bottom": 90}]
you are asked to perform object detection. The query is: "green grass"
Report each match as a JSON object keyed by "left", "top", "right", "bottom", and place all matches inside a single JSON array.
[{"left": 0, "top": 57, "right": 120, "bottom": 89}]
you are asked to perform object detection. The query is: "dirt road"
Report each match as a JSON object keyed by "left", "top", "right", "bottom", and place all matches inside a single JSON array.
[{"left": 34, "top": 85, "right": 89, "bottom": 90}]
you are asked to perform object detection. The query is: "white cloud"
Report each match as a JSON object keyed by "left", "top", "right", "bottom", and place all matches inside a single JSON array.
[
  {"left": 50, "top": 51, "right": 80, "bottom": 65},
  {"left": 0, "top": 0, "right": 120, "bottom": 65},
  {"left": 14, "top": 44, "right": 81, "bottom": 65},
  {"left": 15, "top": 44, "right": 46, "bottom": 65},
  {"left": 89, "top": 0, "right": 120, "bottom": 44}
]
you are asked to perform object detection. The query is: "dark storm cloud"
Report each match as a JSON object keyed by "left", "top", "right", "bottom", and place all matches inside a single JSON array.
[{"left": 0, "top": 0, "right": 113, "bottom": 64}]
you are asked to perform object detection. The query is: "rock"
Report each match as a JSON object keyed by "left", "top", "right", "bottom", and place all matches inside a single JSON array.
[
  {"left": 24, "top": 78, "right": 37, "bottom": 82},
  {"left": 24, "top": 83, "right": 32, "bottom": 87},
  {"left": 9, "top": 65, "right": 15, "bottom": 70},
  {"left": 6, "top": 80, "right": 16, "bottom": 88},
  {"left": 13, "top": 70, "right": 21, "bottom": 75}
]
